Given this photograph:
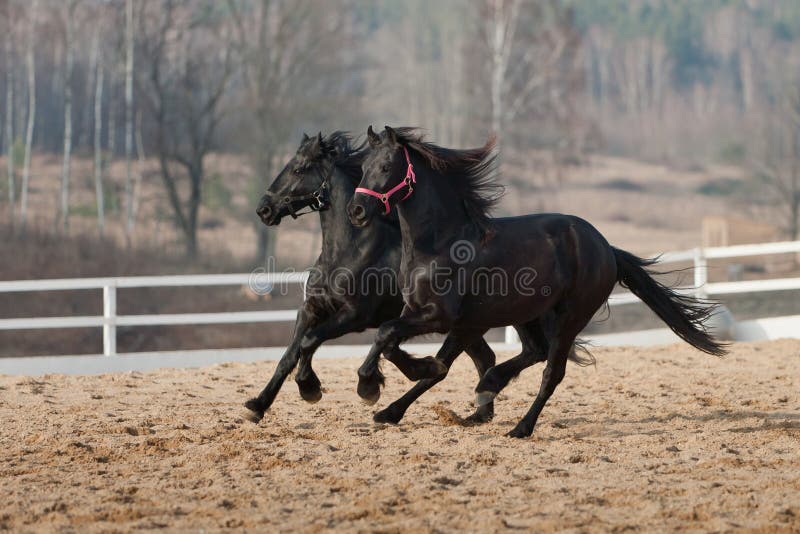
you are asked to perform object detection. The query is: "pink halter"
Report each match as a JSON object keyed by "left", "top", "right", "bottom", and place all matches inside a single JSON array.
[{"left": 355, "top": 146, "right": 416, "bottom": 214}]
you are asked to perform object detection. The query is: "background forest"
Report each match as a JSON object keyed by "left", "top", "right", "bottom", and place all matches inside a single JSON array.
[{"left": 1, "top": 0, "right": 799, "bottom": 264}]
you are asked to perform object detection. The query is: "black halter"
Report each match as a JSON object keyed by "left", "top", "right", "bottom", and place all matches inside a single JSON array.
[{"left": 281, "top": 161, "right": 335, "bottom": 219}]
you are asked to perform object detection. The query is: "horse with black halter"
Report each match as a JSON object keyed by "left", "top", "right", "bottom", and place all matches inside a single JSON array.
[
  {"left": 348, "top": 126, "right": 726, "bottom": 438},
  {"left": 244, "top": 132, "right": 497, "bottom": 424}
]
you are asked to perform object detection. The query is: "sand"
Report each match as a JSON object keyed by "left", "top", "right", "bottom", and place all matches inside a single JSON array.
[{"left": 1, "top": 340, "right": 799, "bottom": 532}]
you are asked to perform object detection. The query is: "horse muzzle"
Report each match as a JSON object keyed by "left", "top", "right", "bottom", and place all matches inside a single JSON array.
[
  {"left": 256, "top": 196, "right": 281, "bottom": 226},
  {"left": 347, "top": 199, "right": 371, "bottom": 227}
]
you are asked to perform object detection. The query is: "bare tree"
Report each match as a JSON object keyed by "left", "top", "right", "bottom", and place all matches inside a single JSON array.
[
  {"left": 359, "top": 1, "right": 470, "bottom": 145},
  {"left": 131, "top": 108, "right": 145, "bottom": 227},
  {"left": 19, "top": 0, "right": 37, "bottom": 230},
  {"left": 752, "top": 87, "right": 800, "bottom": 240},
  {"left": 137, "top": 0, "right": 233, "bottom": 257},
  {"left": 107, "top": 73, "right": 116, "bottom": 156},
  {"left": 60, "top": 0, "right": 78, "bottom": 232},
  {"left": 486, "top": 0, "right": 520, "bottom": 141},
  {"left": 4, "top": 5, "right": 14, "bottom": 220},
  {"left": 92, "top": 24, "right": 105, "bottom": 234},
  {"left": 123, "top": 0, "right": 134, "bottom": 241},
  {"left": 481, "top": 0, "right": 581, "bottom": 149},
  {"left": 227, "top": 0, "right": 351, "bottom": 260}
]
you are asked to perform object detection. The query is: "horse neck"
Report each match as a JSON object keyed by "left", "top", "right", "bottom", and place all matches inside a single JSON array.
[
  {"left": 396, "top": 162, "right": 474, "bottom": 250},
  {"left": 317, "top": 167, "right": 358, "bottom": 259},
  {"left": 318, "top": 166, "right": 395, "bottom": 264}
]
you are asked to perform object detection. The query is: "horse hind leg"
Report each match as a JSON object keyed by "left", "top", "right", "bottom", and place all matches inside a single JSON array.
[
  {"left": 506, "top": 316, "right": 588, "bottom": 438},
  {"left": 475, "top": 320, "right": 549, "bottom": 407},
  {"left": 463, "top": 337, "right": 497, "bottom": 424},
  {"left": 294, "top": 354, "right": 322, "bottom": 403}
]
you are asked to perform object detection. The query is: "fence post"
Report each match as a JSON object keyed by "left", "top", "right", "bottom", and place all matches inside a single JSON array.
[
  {"left": 504, "top": 326, "right": 519, "bottom": 345},
  {"left": 694, "top": 247, "right": 708, "bottom": 298},
  {"left": 103, "top": 283, "right": 117, "bottom": 356}
]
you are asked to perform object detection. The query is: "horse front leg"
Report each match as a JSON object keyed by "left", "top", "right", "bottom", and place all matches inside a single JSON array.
[
  {"left": 293, "top": 307, "right": 371, "bottom": 403},
  {"left": 373, "top": 332, "right": 482, "bottom": 424},
  {"left": 356, "top": 308, "right": 450, "bottom": 403},
  {"left": 243, "top": 306, "right": 318, "bottom": 423}
]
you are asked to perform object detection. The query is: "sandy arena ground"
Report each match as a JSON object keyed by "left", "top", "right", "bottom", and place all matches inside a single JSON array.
[{"left": 1, "top": 340, "right": 799, "bottom": 532}]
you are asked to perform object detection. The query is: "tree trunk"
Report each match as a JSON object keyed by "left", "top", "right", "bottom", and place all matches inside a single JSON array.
[
  {"left": 792, "top": 121, "right": 800, "bottom": 241},
  {"left": 92, "top": 29, "right": 105, "bottom": 235},
  {"left": 124, "top": 0, "right": 135, "bottom": 242},
  {"left": 60, "top": 1, "right": 75, "bottom": 233},
  {"left": 186, "top": 161, "right": 203, "bottom": 258},
  {"left": 107, "top": 85, "right": 116, "bottom": 156},
  {"left": 489, "top": 0, "right": 505, "bottom": 142},
  {"left": 131, "top": 109, "right": 145, "bottom": 231},
  {"left": 78, "top": 15, "right": 98, "bottom": 152},
  {"left": 19, "top": 0, "right": 37, "bottom": 230},
  {"left": 739, "top": 37, "right": 754, "bottom": 113},
  {"left": 4, "top": 29, "right": 14, "bottom": 221}
]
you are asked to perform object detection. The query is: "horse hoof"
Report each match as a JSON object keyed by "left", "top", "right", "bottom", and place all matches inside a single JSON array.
[
  {"left": 464, "top": 410, "right": 494, "bottom": 425},
  {"left": 357, "top": 375, "right": 382, "bottom": 405},
  {"left": 373, "top": 408, "right": 402, "bottom": 424},
  {"left": 474, "top": 391, "right": 496, "bottom": 407},
  {"left": 296, "top": 373, "right": 322, "bottom": 404},
  {"left": 299, "top": 388, "right": 323, "bottom": 404},
  {"left": 359, "top": 390, "right": 380, "bottom": 406},
  {"left": 242, "top": 399, "right": 264, "bottom": 424},
  {"left": 506, "top": 425, "right": 533, "bottom": 439}
]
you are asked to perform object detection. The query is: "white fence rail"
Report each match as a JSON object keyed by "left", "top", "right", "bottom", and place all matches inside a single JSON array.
[
  {"left": 2, "top": 240, "right": 800, "bottom": 357},
  {"left": 0, "top": 272, "right": 308, "bottom": 356},
  {"left": 606, "top": 240, "right": 800, "bottom": 305}
]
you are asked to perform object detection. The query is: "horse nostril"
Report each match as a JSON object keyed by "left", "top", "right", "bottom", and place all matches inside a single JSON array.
[
  {"left": 257, "top": 204, "right": 272, "bottom": 219},
  {"left": 351, "top": 204, "right": 365, "bottom": 220}
]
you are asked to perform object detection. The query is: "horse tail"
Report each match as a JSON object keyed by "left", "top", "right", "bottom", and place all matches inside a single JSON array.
[
  {"left": 612, "top": 247, "right": 728, "bottom": 356},
  {"left": 568, "top": 338, "right": 596, "bottom": 367}
]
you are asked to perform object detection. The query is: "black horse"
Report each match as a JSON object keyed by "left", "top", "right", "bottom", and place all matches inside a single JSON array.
[
  {"left": 244, "top": 132, "right": 497, "bottom": 424},
  {"left": 347, "top": 126, "right": 727, "bottom": 438}
]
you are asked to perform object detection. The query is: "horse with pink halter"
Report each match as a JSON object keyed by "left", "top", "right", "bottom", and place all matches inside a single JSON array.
[{"left": 355, "top": 146, "right": 416, "bottom": 214}]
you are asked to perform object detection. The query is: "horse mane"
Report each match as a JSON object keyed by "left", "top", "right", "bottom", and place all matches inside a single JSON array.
[
  {"left": 323, "top": 131, "right": 366, "bottom": 185},
  {"left": 390, "top": 127, "right": 503, "bottom": 232}
]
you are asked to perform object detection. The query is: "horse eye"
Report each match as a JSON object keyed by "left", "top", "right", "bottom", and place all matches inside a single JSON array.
[
  {"left": 293, "top": 167, "right": 304, "bottom": 176},
  {"left": 381, "top": 164, "right": 390, "bottom": 173}
]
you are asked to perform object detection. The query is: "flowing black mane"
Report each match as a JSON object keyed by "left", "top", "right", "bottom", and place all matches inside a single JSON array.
[
  {"left": 391, "top": 127, "right": 503, "bottom": 231},
  {"left": 323, "top": 131, "right": 367, "bottom": 184}
]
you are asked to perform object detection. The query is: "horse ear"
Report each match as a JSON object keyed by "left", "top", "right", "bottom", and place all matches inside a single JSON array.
[
  {"left": 308, "top": 132, "right": 323, "bottom": 155},
  {"left": 316, "top": 132, "right": 327, "bottom": 152},
  {"left": 302, "top": 132, "right": 310, "bottom": 142},
  {"left": 367, "top": 125, "right": 381, "bottom": 147},
  {"left": 384, "top": 125, "right": 398, "bottom": 145}
]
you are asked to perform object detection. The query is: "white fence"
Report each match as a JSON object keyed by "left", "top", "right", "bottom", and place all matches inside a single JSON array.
[
  {"left": 0, "top": 272, "right": 307, "bottom": 356},
  {"left": 2, "top": 240, "right": 800, "bottom": 358}
]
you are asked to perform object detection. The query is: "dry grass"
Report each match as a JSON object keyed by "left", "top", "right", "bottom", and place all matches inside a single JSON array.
[{"left": 0, "top": 150, "right": 755, "bottom": 268}]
